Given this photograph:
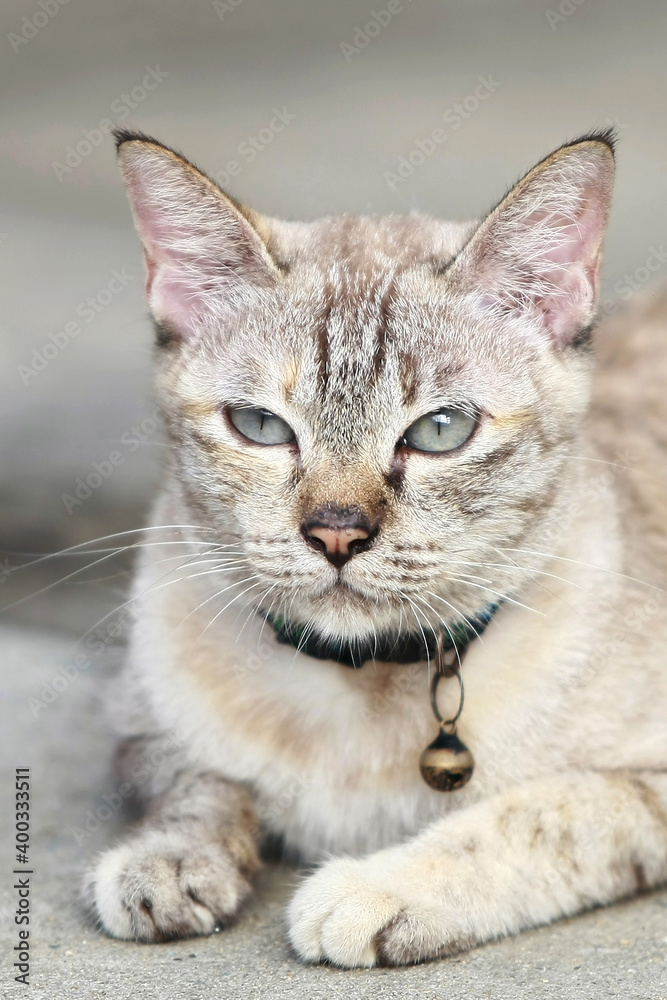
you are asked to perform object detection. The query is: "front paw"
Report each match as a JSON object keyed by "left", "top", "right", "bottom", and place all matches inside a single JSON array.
[
  {"left": 288, "top": 855, "right": 471, "bottom": 968},
  {"left": 84, "top": 830, "right": 254, "bottom": 942}
]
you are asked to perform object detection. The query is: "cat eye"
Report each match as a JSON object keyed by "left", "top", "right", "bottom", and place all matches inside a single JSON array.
[
  {"left": 227, "top": 407, "right": 296, "bottom": 446},
  {"left": 402, "top": 408, "right": 477, "bottom": 453}
]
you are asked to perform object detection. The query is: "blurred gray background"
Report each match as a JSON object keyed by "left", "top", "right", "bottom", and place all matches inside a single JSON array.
[{"left": 2, "top": 0, "right": 667, "bottom": 633}]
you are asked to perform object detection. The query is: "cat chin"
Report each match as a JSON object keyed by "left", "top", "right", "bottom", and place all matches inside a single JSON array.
[{"left": 275, "top": 586, "right": 406, "bottom": 643}]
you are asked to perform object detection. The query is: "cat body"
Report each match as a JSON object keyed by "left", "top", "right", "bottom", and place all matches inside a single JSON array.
[{"left": 86, "top": 129, "right": 667, "bottom": 965}]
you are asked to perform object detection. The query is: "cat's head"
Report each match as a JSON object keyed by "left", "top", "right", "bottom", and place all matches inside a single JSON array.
[{"left": 115, "top": 129, "right": 614, "bottom": 643}]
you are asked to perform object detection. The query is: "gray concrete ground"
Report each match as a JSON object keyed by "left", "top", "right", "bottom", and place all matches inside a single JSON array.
[{"left": 0, "top": 625, "right": 665, "bottom": 999}]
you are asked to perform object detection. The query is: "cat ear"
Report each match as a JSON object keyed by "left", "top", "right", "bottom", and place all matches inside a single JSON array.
[
  {"left": 114, "top": 130, "right": 280, "bottom": 339},
  {"left": 448, "top": 132, "right": 615, "bottom": 348}
]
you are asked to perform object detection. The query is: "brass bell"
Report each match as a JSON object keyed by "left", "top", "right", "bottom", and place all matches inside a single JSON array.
[
  {"left": 419, "top": 726, "right": 474, "bottom": 791},
  {"left": 419, "top": 644, "right": 474, "bottom": 792}
]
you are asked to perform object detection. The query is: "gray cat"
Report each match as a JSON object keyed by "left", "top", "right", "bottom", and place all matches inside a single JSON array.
[{"left": 85, "top": 129, "right": 667, "bottom": 966}]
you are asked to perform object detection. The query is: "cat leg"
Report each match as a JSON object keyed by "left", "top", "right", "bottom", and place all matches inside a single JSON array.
[
  {"left": 84, "top": 739, "right": 261, "bottom": 942},
  {"left": 288, "top": 770, "right": 667, "bottom": 967}
]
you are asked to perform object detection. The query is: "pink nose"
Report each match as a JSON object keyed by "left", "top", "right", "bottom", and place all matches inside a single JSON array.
[
  {"left": 302, "top": 506, "right": 376, "bottom": 568},
  {"left": 307, "top": 525, "right": 370, "bottom": 558}
]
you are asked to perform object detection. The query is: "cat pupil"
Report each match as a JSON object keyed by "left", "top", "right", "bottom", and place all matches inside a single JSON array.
[{"left": 228, "top": 406, "right": 296, "bottom": 446}]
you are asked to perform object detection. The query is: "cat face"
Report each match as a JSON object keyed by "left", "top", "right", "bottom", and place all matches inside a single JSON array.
[{"left": 116, "top": 130, "right": 614, "bottom": 641}]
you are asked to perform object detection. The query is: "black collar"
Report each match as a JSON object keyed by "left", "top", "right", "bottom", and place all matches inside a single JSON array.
[{"left": 264, "top": 605, "right": 498, "bottom": 669}]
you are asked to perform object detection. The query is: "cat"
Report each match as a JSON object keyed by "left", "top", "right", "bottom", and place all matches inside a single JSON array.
[{"left": 84, "top": 127, "right": 667, "bottom": 967}]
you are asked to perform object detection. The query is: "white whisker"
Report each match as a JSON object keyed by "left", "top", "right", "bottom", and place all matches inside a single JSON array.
[
  {"left": 234, "top": 583, "right": 278, "bottom": 643},
  {"left": 3, "top": 523, "right": 223, "bottom": 570},
  {"left": 412, "top": 592, "right": 463, "bottom": 674},
  {"left": 175, "top": 574, "right": 262, "bottom": 640},
  {"left": 424, "top": 590, "right": 484, "bottom": 646},
  {"left": 190, "top": 579, "right": 265, "bottom": 648},
  {"left": 486, "top": 548, "right": 625, "bottom": 622},
  {"left": 399, "top": 592, "right": 434, "bottom": 673},
  {"left": 444, "top": 576, "right": 546, "bottom": 616},
  {"left": 498, "top": 546, "right": 665, "bottom": 593},
  {"left": 59, "top": 549, "right": 212, "bottom": 658}
]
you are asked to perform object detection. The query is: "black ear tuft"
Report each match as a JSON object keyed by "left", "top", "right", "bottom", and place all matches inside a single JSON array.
[
  {"left": 561, "top": 126, "right": 617, "bottom": 157},
  {"left": 111, "top": 128, "right": 184, "bottom": 158},
  {"left": 112, "top": 127, "right": 149, "bottom": 150}
]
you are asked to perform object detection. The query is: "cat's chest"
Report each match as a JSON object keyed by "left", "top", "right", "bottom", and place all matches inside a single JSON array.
[
  {"left": 138, "top": 576, "right": 582, "bottom": 856},
  {"left": 175, "top": 616, "right": 438, "bottom": 781},
  {"left": 149, "top": 609, "right": 457, "bottom": 852}
]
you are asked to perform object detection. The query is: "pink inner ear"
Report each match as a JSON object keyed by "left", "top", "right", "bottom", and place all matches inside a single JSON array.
[
  {"left": 142, "top": 248, "right": 157, "bottom": 299},
  {"left": 533, "top": 198, "right": 604, "bottom": 278},
  {"left": 147, "top": 254, "right": 208, "bottom": 337},
  {"left": 122, "top": 167, "right": 208, "bottom": 336},
  {"left": 140, "top": 236, "right": 212, "bottom": 338},
  {"left": 461, "top": 144, "right": 613, "bottom": 350},
  {"left": 530, "top": 196, "right": 606, "bottom": 345},
  {"left": 142, "top": 249, "right": 210, "bottom": 338},
  {"left": 120, "top": 145, "right": 277, "bottom": 340}
]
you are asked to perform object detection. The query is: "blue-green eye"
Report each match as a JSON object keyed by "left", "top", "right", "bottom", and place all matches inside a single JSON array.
[
  {"left": 403, "top": 408, "right": 477, "bottom": 453},
  {"left": 228, "top": 407, "right": 295, "bottom": 445}
]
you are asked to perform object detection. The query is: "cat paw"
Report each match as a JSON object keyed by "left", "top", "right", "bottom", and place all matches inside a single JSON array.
[
  {"left": 84, "top": 831, "right": 254, "bottom": 941},
  {"left": 287, "top": 855, "right": 474, "bottom": 967}
]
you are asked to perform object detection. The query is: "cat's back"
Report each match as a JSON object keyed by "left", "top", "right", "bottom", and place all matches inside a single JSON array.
[
  {"left": 590, "top": 283, "right": 667, "bottom": 578},
  {"left": 594, "top": 283, "right": 667, "bottom": 418}
]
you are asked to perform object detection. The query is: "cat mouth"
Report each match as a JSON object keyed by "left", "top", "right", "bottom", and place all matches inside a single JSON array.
[{"left": 329, "top": 576, "right": 383, "bottom": 604}]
